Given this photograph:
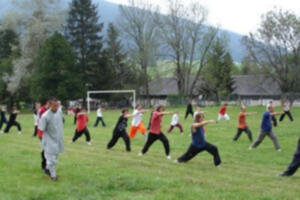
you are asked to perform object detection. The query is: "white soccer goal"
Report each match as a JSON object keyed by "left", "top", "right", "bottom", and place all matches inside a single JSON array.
[{"left": 87, "top": 90, "right": 136, "bottom": 113}]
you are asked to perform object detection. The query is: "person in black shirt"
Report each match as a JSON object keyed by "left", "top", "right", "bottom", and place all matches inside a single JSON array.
[
  {"left": 0, "top": 106, "right": 8, "bottom": 133},
  {"left": 4, "top": 106, "right": 22, "bottom": 134},
  {"left": 185, "top": 99, "right": 194, "bottom": 120},
  {"left": 73, "top": 105, "right": 81, "bottom": 125},
  {"left": 107, "top": 109, "right": 133, "bottom": 152},
  {"left": 279, "top": 137, "right": 300, "bottom": 177}
]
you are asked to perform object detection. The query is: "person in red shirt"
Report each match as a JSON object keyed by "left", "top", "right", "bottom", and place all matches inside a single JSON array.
[
  {"left": 37, "top": 101, "right": 49, "bottom": 139},
  {"left": 71, "top": 107, "right": 91, "bottom": 145},
  {"left": 233, "top": 104, "right": 256, "bottom": 142},
  {"left": 37, "top": 100, "right": 49, "bottom": 175},
  {"left": 139, "top": 105, "right": 175, "bottom": 159},
  {"left": 217, "top": 103, "right": 230, "bottom": 122}
]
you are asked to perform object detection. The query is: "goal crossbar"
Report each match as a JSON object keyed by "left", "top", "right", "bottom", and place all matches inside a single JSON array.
[{"left": 87, "top": 90, "right": 136, "bottom": 113}]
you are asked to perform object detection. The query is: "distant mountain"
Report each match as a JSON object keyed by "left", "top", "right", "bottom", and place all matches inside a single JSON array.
[{"left": 0, "top": 0, "right": 248, "bottom": 63}]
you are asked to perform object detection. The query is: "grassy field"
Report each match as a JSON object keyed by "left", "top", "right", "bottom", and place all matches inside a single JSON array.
[{"left": 0, "top": 105, "right": 299, "bottom": 200}]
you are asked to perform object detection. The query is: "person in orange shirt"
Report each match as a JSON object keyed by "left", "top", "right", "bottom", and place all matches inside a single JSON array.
[{"left": 233, "top": 104, "right": 256, "bottom": 142}]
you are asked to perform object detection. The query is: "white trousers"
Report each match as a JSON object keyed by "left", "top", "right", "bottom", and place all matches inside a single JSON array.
[
  {"left": 218, "top": 113, "right": 230, "bottom": 121},
  {"left": 45, "top": 153, "right": 58, "bottom": 178}
]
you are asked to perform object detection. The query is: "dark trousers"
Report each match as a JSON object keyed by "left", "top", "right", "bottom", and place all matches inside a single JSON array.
[
  {"left": 279, "top": 111, "right": 294, "bottom": 122},
  {"left": 272, "top": 116, "right": 277, "bottom": 127},
  {"left": 33, "top": 125, "right": 37, "bottom": 136},
  {"left": 177, "top": 143, "right": 221, "bottom": 166},
  {"left": 94, "top": 117, "right": 106, "bottom": 127},
  {"left": 41, "top": 150, "right": 46, "bottom": 170},
  {"left": 107, "top": 130, "right": 131, "bottom": 151},
  {"left": 167, "top": 123, "right": 183, "bottom": 133},
  {"left": 72, "top": 128, "right": 91, "bottom": 142},
  {"left": 185, "top": 110, "right": 194, "bottom": 119},
  {"left": 4, "top": 121, "right": 21, "bottom": 133},
  {"left": 283, "top": 138, "right": 300, "bottom": 176},
  {"left": 141, "top": 132, "right": 170, "bottom": 156},
  {"left": 233, "top": 127, "right": 253, "bottom": 142},
  {"left": 74, "top": 116, "right": 77, "bottom": 125},
  {"left": 0, "top": 120, "right": 7, "bottom": 130}
]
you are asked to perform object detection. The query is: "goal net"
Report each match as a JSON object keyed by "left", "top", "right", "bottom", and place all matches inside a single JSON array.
[{"left": 87, "top": 90, "right": 136, "bottom": 113}]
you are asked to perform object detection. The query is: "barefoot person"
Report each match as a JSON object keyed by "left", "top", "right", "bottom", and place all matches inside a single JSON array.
[
  {"left": 249, "top": 105, "right": 283, "bottom": 151},
  {"left": 175, "top": 113, "right": 221, "bottom": 166},
  {"left": 233, "top": 104, "right": 256, "bottom": 142},
  {"left": 4, "top": 106, "right": 21, "bottom": 134},
  {"left": 129, "top": 104, "right": 148, "bottom": 139},
  {"left": 167, "top": 112, "right": 183, "bottom": 134},
  {"left": 217, "top": 104, "right": 230, "bottom": 122},
  {"left": 93, "top": 105, "right": 106, "bottom": 127},
  {"left": 279, "top": 99, "right": 294, "bottom": 122},
  {"left": 139, "top": 105, "right": 174, "bottom": 159},
  {"left": 38, "top": 98, "right": 64, "bottom": 181},
  {"left": 71, "top": 107, "right": 91, "bottom": 145},
  {"left": 279, "top": 137, "right": 300, "bottom": 177},
  {"left": 107, "top": 109, "right": 132, "bottom": 152}
]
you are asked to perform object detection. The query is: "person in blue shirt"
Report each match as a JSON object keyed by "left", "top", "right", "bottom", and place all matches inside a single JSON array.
[
  {"left": 175, "top": 112, "right": 221, "bottom": 166},
  {"left": 249, "top": 105, "right": 283, "bottom": 151}
]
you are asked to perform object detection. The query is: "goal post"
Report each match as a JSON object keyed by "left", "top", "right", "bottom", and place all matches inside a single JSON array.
[{"left": 87, "top": 90, "right": 136, "bottom": 113}]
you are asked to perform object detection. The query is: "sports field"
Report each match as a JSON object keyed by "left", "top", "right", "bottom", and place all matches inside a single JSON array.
[{"left": 0, "top": 106, "right": 299, "bottom": 200}]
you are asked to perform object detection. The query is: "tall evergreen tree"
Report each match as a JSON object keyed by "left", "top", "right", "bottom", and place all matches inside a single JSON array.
[
  {"left": 0, "top": 29, "right": 19, "bottom": 102},
  {"left": 31, "top": 32, "right": 83, "bottom": 103},
  {"left": 106, "top": 23, "right": 133, "bottom": 88},
  {"left": 0, "top": 29, "right": 19, "bottom": 59},
  {"left": 200, "top": 38, "right": 234, "bottom": 103},
  {"left": 65, "top": 0, "right": 105, "bottom": 92}
]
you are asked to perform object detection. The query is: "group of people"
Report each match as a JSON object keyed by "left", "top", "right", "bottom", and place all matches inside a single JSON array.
[
  {"left": 0, "top": 105, "right": 22, "bottom": 134},
  {"left": 1, "top": 98, "right": 299, "bottom": 182}
]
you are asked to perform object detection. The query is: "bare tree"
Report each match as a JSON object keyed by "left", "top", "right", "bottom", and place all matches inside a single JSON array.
[
  {"left": 156, "top": 0, "right": 217, "bottom": 97},
  {"left": 118, "top": 0, "right": 160, "bottom": 105},
  {"left": 243, "top": 8, "right": 300, "bottom": 94}
]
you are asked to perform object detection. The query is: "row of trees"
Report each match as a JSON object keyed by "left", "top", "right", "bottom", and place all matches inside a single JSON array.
[
  {"left": 0, "top": 0, "right": 139, "bottom": 106},
  {"left": 0, "top": 0, "right": 298, "bottom": 107}
]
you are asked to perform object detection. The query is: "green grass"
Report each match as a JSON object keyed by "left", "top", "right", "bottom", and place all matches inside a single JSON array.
[{"left": 0, "top": 106, "right": 300, "bottom": 200}]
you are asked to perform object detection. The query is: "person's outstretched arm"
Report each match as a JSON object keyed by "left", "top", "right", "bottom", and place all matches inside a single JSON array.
[{"left": 192, "top": 120, "right": 217, "bottom": 130}]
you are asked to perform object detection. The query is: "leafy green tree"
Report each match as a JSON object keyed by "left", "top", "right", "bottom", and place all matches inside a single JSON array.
[
  {"left": 200, "top": 38, "right": 234, "bottom": 103},
  {"left": 65, "top": 0, "right": 106, "bottom": 93},
  {"left": 31, "top": 32, "right": 83, "bottom": 103},
  {"left": 243, "top": 8, "right": 300, "bottom": 93},
  {"left": 0, "top": 29, "right": 19, "bottom": 102}
]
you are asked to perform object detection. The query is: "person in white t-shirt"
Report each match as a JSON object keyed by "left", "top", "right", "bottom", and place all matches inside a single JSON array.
[
  {"left": 94, "top": 105, "right": 106, "bottom": 127},
  {"left": 193, "top": 106, "right": 207, "bottom": 120},
  {"left": 33, "top": 102, "right": 41, "bottom": 137},
  {"left": 167, "top": 112, "right": 183, "bottom": 134},
  {"left": 279, "top": 99, "right": 294, "bottom": 122},
  {"left": 129, "top": 104, "right": 148, "bottom": 139}
]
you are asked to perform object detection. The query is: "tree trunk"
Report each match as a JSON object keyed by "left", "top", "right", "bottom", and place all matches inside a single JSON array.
[{"left": 142, "top": 65, "right": 150, "bottom": 107}]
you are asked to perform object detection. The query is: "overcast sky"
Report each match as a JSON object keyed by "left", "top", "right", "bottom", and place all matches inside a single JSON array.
[{"left": 106, "top": 0, "right": 299, "bottom": 35}]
